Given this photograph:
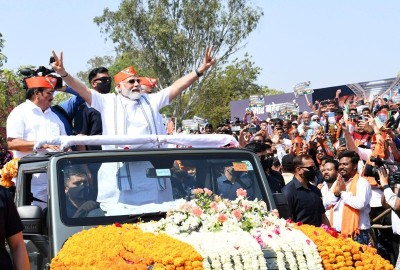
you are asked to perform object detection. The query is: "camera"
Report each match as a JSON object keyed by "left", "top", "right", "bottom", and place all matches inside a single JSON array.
[
  {"left": 223, "top": 119, "right": 231, "bottom": 125},
  {"left": 364, "top": 157, "right": 400, "bottom": 187},
  {"left": 19, "top": 56, "right": 63, "bottom": 89},
  {"left": 349, "top": 114, "right": 357, "bottom": 121}
]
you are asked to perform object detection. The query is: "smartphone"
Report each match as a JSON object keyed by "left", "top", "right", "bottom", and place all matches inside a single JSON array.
[
  {"left": 339, "top": 137, "right": 346, "bottom": 146},
  {"left": 246, "top": 127, "right": 257, "bottom": 133}
]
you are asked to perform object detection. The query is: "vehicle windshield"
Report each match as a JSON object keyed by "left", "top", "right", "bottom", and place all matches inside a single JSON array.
[{"left": 57, "top": 150, "right": 270, "bottom": 225}]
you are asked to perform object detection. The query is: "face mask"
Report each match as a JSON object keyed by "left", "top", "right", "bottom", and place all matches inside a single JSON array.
[
  {"left": 68, "top": 185, "right": 90, "bottom": 201},
  {"left": 95, "top": 81, "right": 111, "bottom": 94},
  {"left": 303, "top": 167, "right": 317, "bottom": 181},
  {"left": 121, "top": 84, "right": 141, "bottom": 100}
]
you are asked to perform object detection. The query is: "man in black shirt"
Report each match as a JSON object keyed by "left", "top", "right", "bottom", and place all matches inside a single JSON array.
[
  {"left": 73, "top": 67, "right": 110, "bottom": 151},
  {"left": 282, "top": 154, "right": 329, "bottom": 226}
]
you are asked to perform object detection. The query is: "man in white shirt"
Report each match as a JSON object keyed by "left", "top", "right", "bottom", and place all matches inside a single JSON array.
[
  {"left": 333, "top": 150, "right": 372, "bottom": 245},
  {"left": 379, "top": 167, "right": 400, "bottom": 267},
  {"left": 50, "top": 48, "right": 215, "bottom": 206},
  {"left": 298, "top": 111, "right": 320, "bottom": 142},
  {"left": 320, "top": 159, "right": 340, "bottom": 224},
  {"left": 7, "top": 75, "right": 67, "bottom": 208}
]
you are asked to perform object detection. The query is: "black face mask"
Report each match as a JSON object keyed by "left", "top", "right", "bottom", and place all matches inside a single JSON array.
[
  {"left": 303, "top": 168, "right": 317, "bottom": 181},
  {"left": 68, "top": 185, "right": 90, "bottom": 201},
  {"left": 95, "top": 81, "right": 111, "bottom": 94}
]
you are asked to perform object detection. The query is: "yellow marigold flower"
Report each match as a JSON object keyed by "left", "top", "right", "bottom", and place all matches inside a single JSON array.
[
  {"left": 296, "top": 224, "right": 394, "bottom": 270},
  {"left": 50, "top": 224, "right": 203, "bottom": 270}
]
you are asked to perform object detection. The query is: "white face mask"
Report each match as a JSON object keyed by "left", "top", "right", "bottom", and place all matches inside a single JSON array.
[{"left": 120, "top": 83, "right": 141, "bottom": 100}]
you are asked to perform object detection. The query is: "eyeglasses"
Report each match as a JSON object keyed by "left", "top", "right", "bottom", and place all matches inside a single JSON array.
[
  {"left": 316, "top": 149, "right": 324, "bottom": 153},
  {"left": 254, "top": 140, "right": 264, "bottom": 143},
  {"left": 299, "top": 166, "right": 317, "bottom": 170},
  {"left": 93, "top": 77, "right": 111, "bottom": 83},
  {"left": 126, "top": 78, "right": 141, "bottom": 84}
]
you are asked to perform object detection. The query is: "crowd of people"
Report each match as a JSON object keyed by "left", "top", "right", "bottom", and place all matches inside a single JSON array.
[
  {"left": 206, "top": 90, "right": 400, "bottom": 266},
  {"left": 1, "top": 45, "right": 400, "bottom": 268}
]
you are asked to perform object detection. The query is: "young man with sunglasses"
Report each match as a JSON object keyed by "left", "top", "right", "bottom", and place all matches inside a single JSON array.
[{"left": 73, "top": 67, "right": 110, "bottom": 151}]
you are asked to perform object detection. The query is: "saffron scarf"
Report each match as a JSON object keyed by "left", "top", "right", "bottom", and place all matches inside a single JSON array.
[{"left": 341, "top": 173, "right": 360, "bottom": 237}]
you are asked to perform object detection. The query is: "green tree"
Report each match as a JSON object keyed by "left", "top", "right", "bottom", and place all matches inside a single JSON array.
[
  {"left": 193, "top": 55, "right": 284, "bottom": 127},
  {"left": 0, "top": 33, "right": 7, "bottom": 68},
  {"left": 0, "top": 69, "right": 25, "bottom": 143},
  {"left": 94, "top": 0, "right": 263, "bottom": 121}
]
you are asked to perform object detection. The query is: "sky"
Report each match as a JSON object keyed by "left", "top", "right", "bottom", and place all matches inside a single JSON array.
[{"left": 1, "top": 1, "right": 400, "bottom": 93}]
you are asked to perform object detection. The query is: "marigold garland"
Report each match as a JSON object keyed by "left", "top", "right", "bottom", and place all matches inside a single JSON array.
[
  {"left": 0, "top": 158, "right": 19, "bottom": 188},
  {"left": 50, "top": 224, "right": 203, "bottom": 270},
  {"left": 296, "top": 224, "right": 394, "bottom": 270}
]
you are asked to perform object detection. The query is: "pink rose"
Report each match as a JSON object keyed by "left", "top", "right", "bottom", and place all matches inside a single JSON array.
[
  {"left": 192, "top": 206, "right": 203, "bottom": 217},
  {"left": 236, "top": 188, "right": 247, "bottom": 198},
  {"left": 218, "top": 213, "right": 228, "bottom": 223},
  {"left": 241, "top": 201, "right": 251, "bottom": 211},
  {"left": 210, "top": 201, "right": 219, "bottom": 211},
  {"left": 232, "top": 209, "right": 242, "bottom": 220},
  {"left": 192, "top": 188, "right": 204, "bottom": 195},
  {"left": 271, "top": 209, "right": 279, "bottom": 217},
  {"left": 204, "top": 188, "right": 213, "bottom": 196}
]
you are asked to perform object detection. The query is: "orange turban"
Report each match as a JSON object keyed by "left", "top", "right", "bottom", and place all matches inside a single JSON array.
[
  {"left": 25, "top": 76, "right": 58, "bottom": 89},
  {"left": 139, "top": 77, "right": 157, "bottom": 88},
  {"left": 114, "top": 66, "right": 138, "bottom": 84}
]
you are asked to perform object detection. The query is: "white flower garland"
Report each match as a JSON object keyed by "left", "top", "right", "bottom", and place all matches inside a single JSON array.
[
  {"left": 253, "top": 226, "right": 323, "bottom": 270},
  {"left": 172, "top": 230, "right": 267, "bottom": 270},
  {"left": 140, "top": 188, "right": 324, "bottom": 270}
]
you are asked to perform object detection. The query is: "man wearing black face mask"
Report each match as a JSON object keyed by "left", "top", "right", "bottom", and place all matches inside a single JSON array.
[
  {"left": 64, "top": 166, "right": 100, "bottom": 218},
  {"left": 282, "top": 154, "right": 329, "bottom": 226},
  {"left": 73, "top": 67, "right": 110, "bottom": 151}
]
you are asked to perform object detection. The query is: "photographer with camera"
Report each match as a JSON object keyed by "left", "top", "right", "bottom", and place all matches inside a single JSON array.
[{"left": 378, "top": 167, "right": 400, "bottom": 267}]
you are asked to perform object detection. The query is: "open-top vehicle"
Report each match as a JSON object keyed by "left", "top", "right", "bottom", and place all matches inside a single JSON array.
[{"left": 13, "top": 135, "right": 289, "bottom": 269}]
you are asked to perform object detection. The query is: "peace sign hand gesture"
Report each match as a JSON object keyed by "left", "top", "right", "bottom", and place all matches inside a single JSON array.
[
  {"left": 51, "top": 51, "right": 68, "bottom": 77},
  {"left": 198, "top": 47, "right": 216, "bottom": 73}
]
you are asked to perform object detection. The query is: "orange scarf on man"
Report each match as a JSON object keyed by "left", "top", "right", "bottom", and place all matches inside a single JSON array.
[{"left": 341, "top": 173, "right": 360, "bottom": 237}]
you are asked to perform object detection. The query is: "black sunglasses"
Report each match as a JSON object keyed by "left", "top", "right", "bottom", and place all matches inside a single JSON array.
[
  {"left": 127, "top": 78, "right": 141, "bottom": 84},
  {"left": 299, "top": 166, "right": 316, "bottom": 170},
  {"left": 93, "top": 77, "right": 111, "bottom": 83}
]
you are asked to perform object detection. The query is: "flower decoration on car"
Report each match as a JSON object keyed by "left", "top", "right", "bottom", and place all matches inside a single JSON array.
[{"left": 0, "top": 158, "right": 20, "bottom": 188}]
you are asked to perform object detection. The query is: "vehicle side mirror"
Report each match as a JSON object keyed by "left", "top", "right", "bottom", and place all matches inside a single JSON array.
[{"left": 18, "top": 205, "right": 43, "bottom": 234}]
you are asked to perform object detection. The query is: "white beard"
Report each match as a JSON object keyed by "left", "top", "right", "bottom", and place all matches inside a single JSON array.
[{"left": 120, "top": 85, "right": 141, "bottom": 100}]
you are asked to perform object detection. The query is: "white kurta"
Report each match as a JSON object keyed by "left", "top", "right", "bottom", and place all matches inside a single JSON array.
[
  {"left": 7, "top": 100, "right": 67, "bottom": 208},
  {"left": 89, "top": 88, "right": 173, "bottom": 205}
]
